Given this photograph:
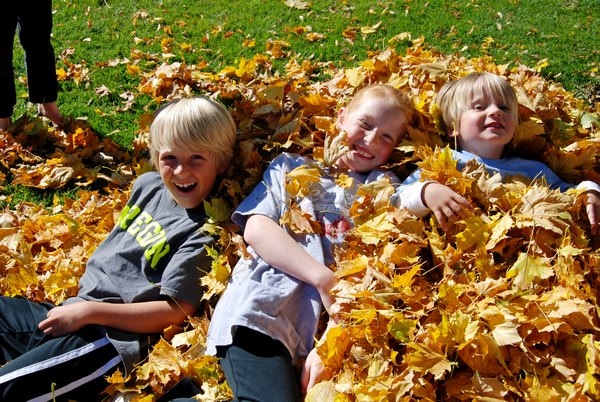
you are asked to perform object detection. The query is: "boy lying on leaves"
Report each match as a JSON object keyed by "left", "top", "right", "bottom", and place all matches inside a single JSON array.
[{"left": 0, "top": 96, "right": 237, "bottom": 401}]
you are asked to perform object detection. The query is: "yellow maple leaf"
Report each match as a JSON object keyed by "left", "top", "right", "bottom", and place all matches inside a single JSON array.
[
  {"left": 316, "top": 324, "right": 351, "bottom": 371},
  {"left": 405, "top": 341, "right": 456, "bottom": 380},
  {"left": 203, "top": 198, "right": 231, "bottom": 223},
  {"left": 458, "top": 333, "right": 510, "bottom": 376},
  {"left": 506, "top": 252, "right": 554, "bottom": 289},
  {"left": 284, "top": 165, "right": 322, "bottom": 197},
  {"left": 417, "top": 146, "right": 474, "bottom": 195},
  {"left": 352, "top": 212, "right": 396, "bottom": 245},
  {"left": 388, "top": 315, "right": 417, "bottom": 343},
  {"left": 491, "top": 321, "right": 522, "bottom": 346},
  {"left": 135, "top": 338, "right": 182, "bottom": 393},
  {"left": 305, "top": 380, "right": 338, "bottom": 402},
  {"left": 455, "top": 215, "right": 489, "bottom": 251},
  {"left": 335, "top": 255, "right": 368, "bottom": 278},
  {"left": 322, "top": 130, "right": 349, "bottom": 167}
]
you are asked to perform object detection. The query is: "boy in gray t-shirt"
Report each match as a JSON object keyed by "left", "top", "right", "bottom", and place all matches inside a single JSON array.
[{"left": 0, "top": 96, "right": 237, "bottom": 401}]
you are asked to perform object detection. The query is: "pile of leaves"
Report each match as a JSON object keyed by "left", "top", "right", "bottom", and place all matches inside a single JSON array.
[{"left": 1, "top": 37, "right": 600, "bottom": 401}]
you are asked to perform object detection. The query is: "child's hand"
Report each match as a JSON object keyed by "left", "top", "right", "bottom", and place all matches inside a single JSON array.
[
  {"left": 300, "top": 341, "right": 335, "bottom": 395},
  {"left": 582, "top": 190, "right": 600, "bottom": 235},
  {"left": 422, "top": 182, "right": 473, "bottom": 231},
  {"left": 38, "top": 302, "right": 91, "bottom": 337}
]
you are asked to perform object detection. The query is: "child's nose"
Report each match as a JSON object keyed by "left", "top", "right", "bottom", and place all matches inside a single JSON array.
[
  {"left": 173, "top": 163, "right": 187, "bottom": 174},
  {"left": 364, "top": 129, "right": 379, "bottom": 145},
  {"left": 488, "top": 104, "right": 503, "bottom": 115}
]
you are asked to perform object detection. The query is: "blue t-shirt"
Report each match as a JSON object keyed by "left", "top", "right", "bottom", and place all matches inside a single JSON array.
[{"left": 398, "top": 149, "right": 600, "bottom": 216}]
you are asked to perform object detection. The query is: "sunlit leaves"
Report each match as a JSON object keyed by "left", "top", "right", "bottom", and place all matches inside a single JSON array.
[{"left": 2, "top": 34, "right": 600, "bottom": 401}]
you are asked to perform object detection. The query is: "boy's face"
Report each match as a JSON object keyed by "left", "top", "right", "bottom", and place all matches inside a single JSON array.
[
  {"left": 158, "top": 148, "right": 219, "bottom": 209},
  {"left": 456, "top": 95, "right": 517, "bottom": 158},
  {"left": 335, "top": 97, "right": 407, "bottom": 173}
]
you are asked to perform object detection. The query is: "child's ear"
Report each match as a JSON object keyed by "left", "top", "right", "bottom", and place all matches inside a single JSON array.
[
  {"left": 336, "top": 107, "right": 347, "bottom": 128},
  {"left": 448, "top": 122, "right": 459, "bottom": 137}
]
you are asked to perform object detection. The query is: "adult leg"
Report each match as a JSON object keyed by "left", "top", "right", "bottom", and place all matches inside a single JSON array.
[
  {"left": 17, "top": 0, "right": 61, "bottom": 120},
  {"left": 218, "top": 327, "right": 302, "bottom": 402},
  {"left": 0, "top": 4, "right": 18, "bottom": 125},
  {"left": 0, "top": 297, "right": 123, "bottom": 401}
]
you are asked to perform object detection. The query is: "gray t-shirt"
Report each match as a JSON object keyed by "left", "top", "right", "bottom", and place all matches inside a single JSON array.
[
  {"left": 65, "top": 171, "right": 211, "bottom": 373},
  {"left": 206, "top": 153, "right": 397, "bottom": 365}
]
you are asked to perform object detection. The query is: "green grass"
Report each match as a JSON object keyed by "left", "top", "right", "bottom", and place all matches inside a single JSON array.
[{"left": 7, "top": 0, "right": 599, "bottom": 149}]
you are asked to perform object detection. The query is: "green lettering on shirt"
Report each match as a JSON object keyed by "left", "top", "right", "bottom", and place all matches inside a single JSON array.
[
  {"left": 144, "top": 239, "right": 171, "bottom": 269},
  {"left": 136, "top": 221, "right": 167, "bottom": 247},
  {"left": 117, "top": 206, "right": 171, "bottom": 270},
  {"left": 117, "top": 205, "right": 141, "bottom": 230},
  {"left": 128, "top": 211, "right": 153, "bottom": 236}
]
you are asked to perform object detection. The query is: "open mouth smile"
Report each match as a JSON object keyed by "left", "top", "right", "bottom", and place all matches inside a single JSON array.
[
  {"left": 352, "top": 145, "right": 374, "bottom": 159},
  {"left": 174, "top": 182, "right": 197, "bottom": 193}
]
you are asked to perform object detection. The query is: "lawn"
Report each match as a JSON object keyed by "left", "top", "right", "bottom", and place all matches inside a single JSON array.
[{"left": 7, "top": 0, "right": 600, "bottom": 148}]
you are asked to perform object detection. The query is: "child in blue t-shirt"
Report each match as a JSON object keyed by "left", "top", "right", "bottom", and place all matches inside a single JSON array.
[
  {"left": 0, "top": 96, "right": 237, "bottom": 401},
  {"left": 398, "top": 72, "right": 600, "bottom": 233},
  {"left": 206, "top": 84, "right": 416, "bottom": 401}
]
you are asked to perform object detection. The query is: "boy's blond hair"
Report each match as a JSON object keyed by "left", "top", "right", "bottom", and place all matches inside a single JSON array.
[
  {"left": 436, "top": 72, "right": 519, "bottom": 135},
  {"left": 149, "top": 97, "right": 237, "bottom": 172},
  {"left": 346, "top": 84, "right": 416, "bottom": 131}
]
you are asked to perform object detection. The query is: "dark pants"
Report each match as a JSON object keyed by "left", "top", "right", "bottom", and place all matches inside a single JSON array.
[
  {"left": 0, "top": 296, "right": 122, "bottom": 401},
  {"left": 0, "top": 0, "right": 59, "bottom": 117},
  {"left": 217, "top": 326, "right": 302, "bottom": 402}
]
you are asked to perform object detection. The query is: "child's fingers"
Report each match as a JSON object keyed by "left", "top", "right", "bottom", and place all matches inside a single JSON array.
[{"left": 587, "top": 202, "right": 599, "bottom": 235}]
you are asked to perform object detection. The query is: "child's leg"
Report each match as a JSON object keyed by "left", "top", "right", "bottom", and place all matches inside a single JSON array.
[
  {"left": 0, "top": 299, "right": 122, "bottom": 401},
  {"left": 218, "top": 326, "right": 302, "bottom": 402},
  {"left": 0, "top": 296, "right": 53, "bottom": 365}
]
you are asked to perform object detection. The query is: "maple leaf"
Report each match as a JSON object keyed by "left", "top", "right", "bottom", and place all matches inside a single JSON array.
[
  {"left": 455, "top": 215, "right": 490, "bottom": 251},
  {"left": 321, "top": 129, "right": 348, "bottom": 167},
  {"left": 417, "top": 146, "right": 475, "bottom": 196},
  {"left": 491, "top": 321, "right": 522, "bottom": 346},
  {"left": 405, "top": 340, "right": 457, "bottom": 380},
  {"left": 284, "top": 164, "right": 322, "bottom": 197},
  {"left": 203, "top": 198, "right": 231, "bottom": 223},
  {"left": 280, "top": 202, "right": 322, "bottom": 235},
  {"left": 506, "top": 252, "right": 554, "bottom": 289},
  {"left": 315, "top": 324, "right": 352, "bottom": 372},
  {"left": 135, "top": 338, "right": 183, "bottom": 393},
  {"left": 304, "top": 380, "right": 338, "bottom": 402},
  {"left": 458, "top": 333, "right": 510, "bottom": 376},
  {"left": 283, "top": 0, "right": 310, "bottom": 10}
]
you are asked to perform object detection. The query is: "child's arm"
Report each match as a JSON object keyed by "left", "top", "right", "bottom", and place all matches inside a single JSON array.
[
  {"left": 581, "top": 190, "right": 600, "bottom": 235},
  {"left": 243, "top": 213, "right": 337, "bottom": 311},
  {"left": 38, "top": 298, "right": 196, "bottom": 337}
]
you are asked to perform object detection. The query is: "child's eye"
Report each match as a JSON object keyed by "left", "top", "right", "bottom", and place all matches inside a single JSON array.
[
  {"left": 161, "top": 154, "right": 176, "bottom": 161},
  {"left": 191, "top": 154, "right": 206, "bottom": 161},
  {"left": 359, "top": 119, "right": 372, "bottom": 130}
]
